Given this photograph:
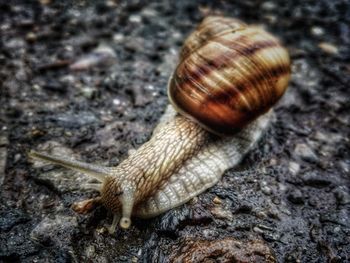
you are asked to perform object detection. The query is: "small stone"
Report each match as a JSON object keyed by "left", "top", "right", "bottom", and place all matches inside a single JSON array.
[
  {"left": 301, "top": 172, "right": 332, "bottom": 188},
  {"left": 14, "top": 153, "right": 21, "bottom": 163},
  {"left": 0, "top": 135, "right": 9, "bottom": 186},
  {"left": 26, "top": 32, "right": 37, "bottom": 42},
  {"left": 287, "top": 189, "right": 304, "bottom": 204},
  {"left": 212, "top": 196, "right": 222, "bottom": 205},
  {"left": 310, "top": 26, "right": 324, "bottom": 36},
  {"left": 253, "top": 226, "right": 265, "bottom": 234},
  {"left": 269, "top": 158, "right": 277, "bottom": 166},
  {"left": 261, "top": 186, "right": 272, "bottom": 195},
  {"left": 289, "top": 161, "right": 300, "bottom": 176},
  {"left": 32, "top": 84, "right": 41, "bottom": 90},
  {"left": 318, "top": 42, "right": 339, "bottom": 55},
  {"left": 210, "top": 206, "right": 233, "bottom": 220},
  {"left": 113, "top": 33, "right": 125, "bottom": 43},
  {"left": 263, "top": 14, "right": 277, "bottom": 24},
  {"left": 256, "top": 211, "right": 268, "bottom": 219},
  {"left": 112, "top": 98, "right": 121, "bottom": 106},
  {"left": 80, "top": 87, "right": 96, "bottom": 99},
  {"left": 70, "top": 45, "right": 116, "bottom": 71},
  {"left": 333, "top": 187, "right": 350, "bottom": 205},
  {"left": 31, "top": 128, "right": 46, "bottom": 138},
  {"left": 129, "top": 14, "right": 142, "bottom": 23},
  {"left": 141, "top": 8, "right": 158, "bottom": 18},
  {"left": 85, "top": 245, "right": 96, "bottom": 258},
  {"left": 339, "top": 161, "right": 349, "bottom": 173},
  {"left": 260, "top": 181, "right": 272, "bottom": 195},
  {"left": 317, "top": 132, "right": 343, "bottom": 144},
  {"left": 261, "top": 1, "right": 277, "bottom": 11},
  {"left": 294, "top": 143, "right": 318, "bottom": 163},
  {"left": 124, "top": 38, "right": 143, "bottom": 53},
  {"left": 262, "top": 231, "right": 281, "bottom": 242}
]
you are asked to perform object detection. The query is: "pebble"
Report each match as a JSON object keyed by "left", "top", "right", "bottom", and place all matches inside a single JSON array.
[
  {"left": 333, "top": 187, "right": 350, "bottom": 205},
  {"left": 289, "top": 161, "right": 300, "bottom": 176},
  {"left": 262, "top": 231, "right": 281, "bottom": 242},
  {"left": 80, "top": 86, "right": 97, "bottom": 99},
  {"left": 129, "top": 14, "right": 142, "bottom": 23},
  {"left": 113, "top": 33, "right": 125, "bottom": 43},
  {"left": 261, "top": 186, "right": 272, "bottom": 195},
  {"left": 26, "top": 32, "right": 37, "bottom": 42},
  {"left": 318, "top": 42, "right": 339, "bottom": 55},
  {"left": 141, "top": 8, "right": 158, "bottom": 18},
  {"left": 124, "top": 38, "right": 144, "bottom": 52},
  {"left": 261, "top": 1, "right": 277, "bottom": 11},
  {"left": 0, "top": 135, "right": 8, "bottom": 186},
  {"left": 294, "top": 143, "right": 318, "bottom": 163},
  {"left": 212, "top": 196, "right": 222, "bottom": 205},
  {"left": 210, "top": 206, "right": 233, "bottom": 220},
  {"left": 260, "top": 181, "right": 272, "bottom": 195},
  {"left": 287, "top": 189, "right": 304, "bottom": 204},
  {"left": 314, "top": 131, "right": 344, "bottom": 144},
  {"left": 339, "top": 161, "right": 349, "bottom": 173},
  {"left": 253, "top": 226, "right": 264, "bottom": 234},
  {"left": 310, "top": 26, "right": 325, "bottom": 36},
  {"left": 70, "top": 45, "right": 116, "bottom": 70},
  {"left": 301, "top": 171, "right": 331, "bottom": 188},
  {"left": 253, "top": 224, "right": 281, "bottom": 241},
  {"left": 85, "top": 245, "right": 96, "bottom": 258}
]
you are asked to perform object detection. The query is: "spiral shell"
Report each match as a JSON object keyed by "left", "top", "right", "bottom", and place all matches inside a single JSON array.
[{"left": 168, "top": 16, "right": 291, "bottom": 134}]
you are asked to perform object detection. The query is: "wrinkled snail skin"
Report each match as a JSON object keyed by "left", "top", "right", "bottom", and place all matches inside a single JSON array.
[
  {"left": 134, "top": 105, "right": 272, "bottom": 218},
  {"left": 28, "top": 16, "right": 290, "bottom": 234}
]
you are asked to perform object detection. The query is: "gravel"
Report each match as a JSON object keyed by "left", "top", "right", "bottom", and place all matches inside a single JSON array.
[{"left": 1, "top": 0, "right": 349, "bottom": 262}]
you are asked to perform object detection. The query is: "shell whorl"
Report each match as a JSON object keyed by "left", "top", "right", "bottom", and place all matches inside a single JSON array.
[{"left": 168, "top": 16, "right": 291, "bottom": 135}]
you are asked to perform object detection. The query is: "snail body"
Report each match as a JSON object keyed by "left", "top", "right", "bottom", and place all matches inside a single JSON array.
[{"left": 29, "top": 16, "right": 290, "bottom": 233}]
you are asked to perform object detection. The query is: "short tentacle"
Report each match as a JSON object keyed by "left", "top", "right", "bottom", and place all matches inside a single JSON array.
[
  {"left": 119, "top": 187, "right": 135, "bottom": 229},
  {"left": 108, "top": 213, "right": 121, "bottom": 234}
]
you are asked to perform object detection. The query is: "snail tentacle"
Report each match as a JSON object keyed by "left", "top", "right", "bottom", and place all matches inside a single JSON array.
[
  {"left": 29, "top": 150, "right": 111, "bottom": 183},
  {"left": 108, "top": 213, "right": 121, "bottom": 234},
  {"left": 119, "top": 186, "right": 135, "bottom": 229}
]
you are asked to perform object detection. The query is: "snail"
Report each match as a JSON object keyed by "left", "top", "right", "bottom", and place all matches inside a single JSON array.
[{"left": 29, "top": 16, "right": 290, "bottom": 234}]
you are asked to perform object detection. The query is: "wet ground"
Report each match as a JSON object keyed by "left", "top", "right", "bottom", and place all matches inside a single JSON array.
[{"left": 0, "top": 0, "right": 349, "bottom": 262}]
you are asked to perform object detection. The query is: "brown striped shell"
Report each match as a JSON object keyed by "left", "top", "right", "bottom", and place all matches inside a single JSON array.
[{"left": 168, "top": 16, "right": 291, "bottom": 135}]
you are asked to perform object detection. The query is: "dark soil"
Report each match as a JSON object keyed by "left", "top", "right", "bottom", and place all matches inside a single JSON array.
[{"left": 0, "top": 0, "right": 349, "bottom": 262}]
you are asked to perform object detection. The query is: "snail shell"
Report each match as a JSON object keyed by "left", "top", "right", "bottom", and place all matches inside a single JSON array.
[{"left": 169, "top": 16, "right": 290, "bottom": 134}]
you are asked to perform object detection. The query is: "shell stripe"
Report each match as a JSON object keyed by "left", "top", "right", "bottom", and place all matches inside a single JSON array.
[
  {"left": 174, "top": 41, "right": 288, "bottom": 109},
  {"left": 172, "top": 63, "right": 289, "bottom": 112},
  {"left": 179, "top": 39, "right": 280, "bottom": 90}
]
